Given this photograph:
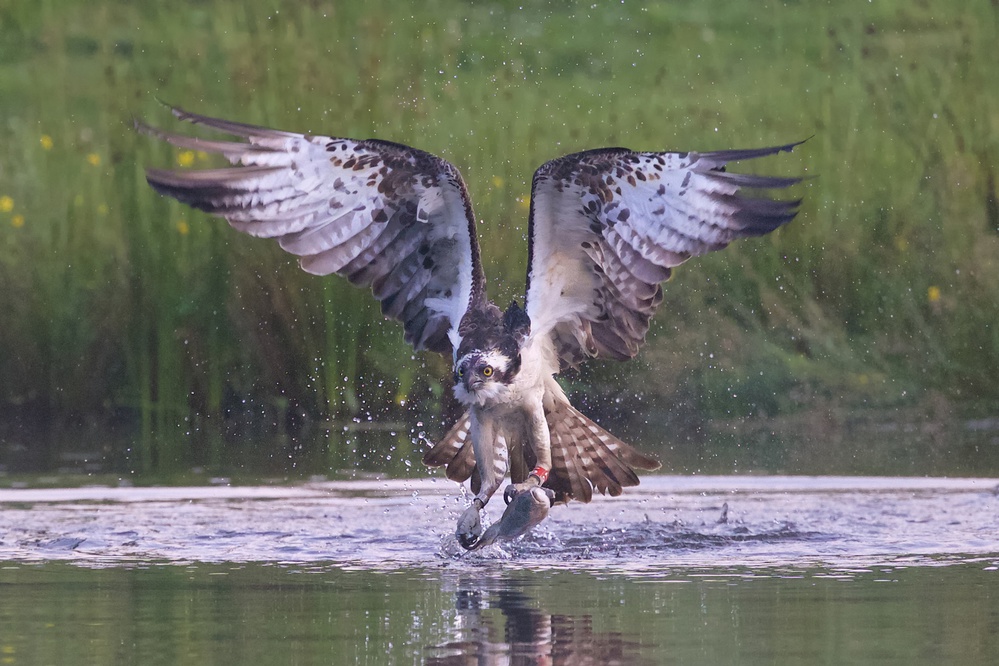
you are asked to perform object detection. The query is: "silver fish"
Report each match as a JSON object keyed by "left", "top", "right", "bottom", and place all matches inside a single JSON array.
[{"left": 469, "top": 486, "right": 554, "bottom": 550}]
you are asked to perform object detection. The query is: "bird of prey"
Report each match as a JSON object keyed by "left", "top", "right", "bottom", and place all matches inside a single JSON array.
[{"left": 140, "top": 107, "right": 802, "bottom": 549}]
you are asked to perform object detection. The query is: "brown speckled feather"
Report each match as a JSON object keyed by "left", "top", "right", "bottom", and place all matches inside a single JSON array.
[
  {"left": 139, "top": 107, "right": 486, "bottom": 357},
  {"left": 525, "top": 143, "right": 803, "bottom": 369},
  {"left": 543, "top": 402, "right": 660, "bottom": 503},
  {"left": 422, "top": 411, "right": 474, "bottom": 482}
]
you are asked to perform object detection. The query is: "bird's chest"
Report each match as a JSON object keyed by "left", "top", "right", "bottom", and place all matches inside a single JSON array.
[
  {"left": 466, "top": 371, "right": 553, "bottom": 485},
  {"left": 482, "top": 370, "right": 544, "bottom": 413}
]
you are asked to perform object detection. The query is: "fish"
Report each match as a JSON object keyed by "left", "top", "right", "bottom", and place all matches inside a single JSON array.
[{"left": 468, "top": 486, "right": 554, "bottom": 550}]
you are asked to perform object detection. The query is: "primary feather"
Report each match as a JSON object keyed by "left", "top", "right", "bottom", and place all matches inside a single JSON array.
[
  {"left": 139, "top": 107, "right": 484, "bottom": 356},
  {"left": 525, "top": 144, "right": 802, "bottom": 369}
]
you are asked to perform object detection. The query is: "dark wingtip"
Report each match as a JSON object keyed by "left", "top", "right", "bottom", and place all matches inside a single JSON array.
[
  {"left": 771, "top": 136, "right": 812, "bottom": 155},
  {"left": 149, "top": 97, "right": 186, "bottom": 117},
  {"left": 697, "top": 138, "right": 809, "bottom": 164},
  {"left": 780, "top": 136, "right": 811, "bottom": 153},
  {"left": 132, "top": 99, "right": 187, "bottom": 139},
  {"left": 132, "top": 117, "right": 167, "bottom": 141}
]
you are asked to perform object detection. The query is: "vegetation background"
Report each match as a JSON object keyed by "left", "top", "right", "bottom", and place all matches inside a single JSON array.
[{"left": 0, "top": 0, "right": 996, "bottom": 482}]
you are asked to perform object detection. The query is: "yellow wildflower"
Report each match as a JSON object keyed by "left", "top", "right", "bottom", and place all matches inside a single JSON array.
[
  {"left": 11, "top": 214, "right": 24, "bottom": 228},
  {"left": 196, "top": 150, "right": 210, "bottom": 162},
  {"left": 516, "top": 195, "right": 530, "bottom": 210},
  {"left": 0, "top": 196, "right": 12, "bottom": 213},
  {"left": 97, "top": 203, "right": 109, "bottom": 215},
  {"left": 491, "top": 175, "right": 505, "bottom": 189},
  {"left": 176, "top": 150, "right": 196, "bottom": 168},
  {"left": 40, "top": 135, "right": 54, "bottom": 150},
  {"left": 176, "top": 219, "right": 190, "bottom": 235},
  {"left": 927, "top": 286, "right": 941, "bottom": 303},
  {"left": 86, "top": 152, "right": 101, "bottom": 167}
]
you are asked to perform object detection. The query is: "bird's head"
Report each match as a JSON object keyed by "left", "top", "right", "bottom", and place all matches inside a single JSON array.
[
  {"left": 452, "top": 300, "right": 530, "bottom": 405},
  {"left": 453, "top": 349, "right": 517, "bottom": 401}
]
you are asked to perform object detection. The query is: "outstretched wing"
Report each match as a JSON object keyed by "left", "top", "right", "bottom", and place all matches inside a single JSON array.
[
  {"left": 525, "top": 143, "right": 803, "bottom": 369},
  {"left": 139, "top": 107, "right": 486, "bottom": 356}
]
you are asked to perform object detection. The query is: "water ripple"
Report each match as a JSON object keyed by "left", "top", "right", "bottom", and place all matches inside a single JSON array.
[{"left": 1, "top": 476, "right": 996, "bottom": 572}]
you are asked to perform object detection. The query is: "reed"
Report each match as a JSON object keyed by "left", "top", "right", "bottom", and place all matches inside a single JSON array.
[{"left": 0, "top": 0, "right": 996, "bottom": 474}]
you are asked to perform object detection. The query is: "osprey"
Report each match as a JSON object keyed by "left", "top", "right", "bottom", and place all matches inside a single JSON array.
[{"left": 140, "top": 107, "right": 802, "bottom": 549}]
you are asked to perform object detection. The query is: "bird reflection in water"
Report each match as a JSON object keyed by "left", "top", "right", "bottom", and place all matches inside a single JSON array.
[{"left": 425, "top": 577, "right": 646, "bottom": 665}]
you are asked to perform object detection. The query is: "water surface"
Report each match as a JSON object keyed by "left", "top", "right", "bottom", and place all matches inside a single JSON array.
[{"left": 1, "top": 476, "right": 997, "bottom": 664}]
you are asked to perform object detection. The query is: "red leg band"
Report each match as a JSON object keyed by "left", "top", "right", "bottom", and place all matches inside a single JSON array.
[{"left": 530, "top": 466, "right": 549, "bottom": 484}]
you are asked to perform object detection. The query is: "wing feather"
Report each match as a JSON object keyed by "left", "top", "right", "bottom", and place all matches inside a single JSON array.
[
  {"left": 139, "top": 107, "right": 486, "bottom": 356},
  {"left": 543, "top": 401, "right": 659, "bottom": 503},
  {"left": 525, "top": 142, "right": 803, "bottom": 368},
  {"left": 422, "top": 411, "right": 475, "bottom": 482},
  {"left": 559, "top": 426, "right": 593, "bottom": 503}
]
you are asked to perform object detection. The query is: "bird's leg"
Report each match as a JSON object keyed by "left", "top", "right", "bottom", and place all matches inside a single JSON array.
[
  {"left": 504, "top": 406, "right": 552, "bottom": 504},
  {"left": 503, "top": 467, "right": 549, "bottom": 504},
  {"left": 458, "top": 413, "right": 508, "bottom": 549}
]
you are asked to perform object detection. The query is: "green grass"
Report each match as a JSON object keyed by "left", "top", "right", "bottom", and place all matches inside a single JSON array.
[{"left": 0, "top": 0, "right": 997, "bottom": 474}]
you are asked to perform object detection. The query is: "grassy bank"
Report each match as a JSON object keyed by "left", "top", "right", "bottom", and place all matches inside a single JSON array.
[{"left": 0, "top": 0, "right": 996, "bottom": 474}]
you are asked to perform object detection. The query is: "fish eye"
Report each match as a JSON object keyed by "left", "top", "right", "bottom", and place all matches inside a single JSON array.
[{"left": 481, "top": 366, "right": 493, "bottom": 377}]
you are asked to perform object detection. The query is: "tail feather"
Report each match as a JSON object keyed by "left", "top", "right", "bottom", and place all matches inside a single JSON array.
[
  {"left": 422, "top": 411, "right": 475, "bottom": 483},
  {"left": 567, "top": 441, "right": 594, "bottom": 503},
  {"left": 422, "top": 405, "right": 661, "bottom": 506},
  {"left": 575, "top": 415, "right": 640, "bottom": 491},
  {"left": 544, "top": 402, "right": 661, "bottom": 504},
  {"left": 445, "top": 441, "right": 476, "bottom": 483},
  {"left": 551, "top": 424, "right": 593, "bottom": 503}
]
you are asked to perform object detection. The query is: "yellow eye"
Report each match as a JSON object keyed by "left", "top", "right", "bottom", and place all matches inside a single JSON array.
[
  {"left": 482, "top": 366, "right": 493, "bottom": 377},
  {"left": 457, "top": 367, "right": 464, "bottom": 377}
]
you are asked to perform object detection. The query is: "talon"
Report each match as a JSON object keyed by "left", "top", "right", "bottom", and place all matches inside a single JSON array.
[
  {"left": 504, "top": 475, "right": 542, "bottom": 505},
  {"left": 458, "top": 531, "right": 480, "bottom": 550},
  {"left": 456, "top": 503, "right": 484, "bottom": 551},
  {"left": 541, "top": 487, "right": 556, "bottom": 506},
  {"left": 503, "top": 485, "right": 517, "bottom": 505}
]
